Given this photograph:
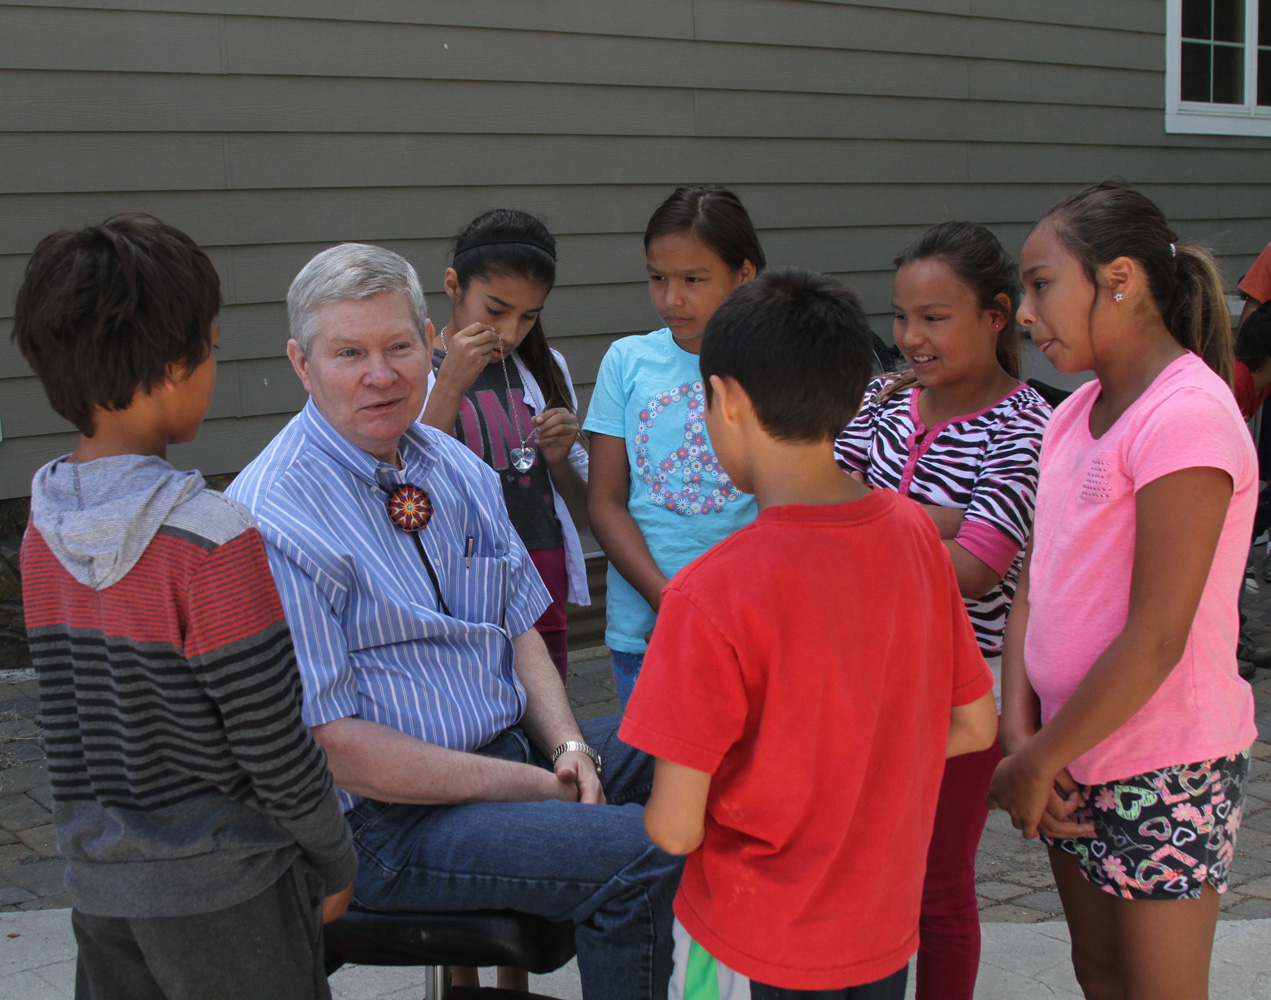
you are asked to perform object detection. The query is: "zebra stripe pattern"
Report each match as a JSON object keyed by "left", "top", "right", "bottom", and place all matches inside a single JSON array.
[{"left": 835, "top": 377, "right": 1052, "bottom": 652}]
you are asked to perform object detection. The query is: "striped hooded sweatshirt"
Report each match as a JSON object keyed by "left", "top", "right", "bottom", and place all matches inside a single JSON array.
[{"left": 22, "top": 454, "right": 356, "bottom": 918}]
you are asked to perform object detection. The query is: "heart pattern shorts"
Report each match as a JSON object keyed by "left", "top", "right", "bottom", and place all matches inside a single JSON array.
[{"left": 1044, "top": 749, "right": 1250, "bottom": 900}]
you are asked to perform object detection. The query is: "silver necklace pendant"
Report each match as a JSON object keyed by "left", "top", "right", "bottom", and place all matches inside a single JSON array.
[
  {"left": 510, "top": 447, "right": 536, "bottom": 472},
  {"left": 494, "top": 331, "right": 536, "bottom": 473}
]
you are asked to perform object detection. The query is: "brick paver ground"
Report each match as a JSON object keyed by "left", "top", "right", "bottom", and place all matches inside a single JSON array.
[{"left": 1, "top": 611, "right": 1269, "bottom": 923}]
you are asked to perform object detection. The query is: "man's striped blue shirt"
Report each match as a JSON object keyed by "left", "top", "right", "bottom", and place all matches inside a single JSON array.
[{"left": 227, "top": 400, "right": 550, "bottom": 810}]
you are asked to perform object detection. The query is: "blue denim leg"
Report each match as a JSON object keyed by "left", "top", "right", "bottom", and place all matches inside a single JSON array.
[
  {"left": 346, "top": 714, "right": 681, "bottom": 1000},
  {"left": 611, "top": 650, "right": 646, "bottom": 707}
]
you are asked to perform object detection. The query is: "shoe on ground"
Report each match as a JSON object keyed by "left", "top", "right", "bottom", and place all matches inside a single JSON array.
[{"left": 1237, "top": 631, "right": 1271, "bottom": 669}]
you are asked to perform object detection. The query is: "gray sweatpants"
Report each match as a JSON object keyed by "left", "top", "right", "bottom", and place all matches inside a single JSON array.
[{"left": 72, "top": 858, "right": 330, "bottom": 1000}]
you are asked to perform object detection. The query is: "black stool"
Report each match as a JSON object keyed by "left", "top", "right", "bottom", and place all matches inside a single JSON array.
[{"left": 324, "top": 907, "right": 578, "bottom": 1000}]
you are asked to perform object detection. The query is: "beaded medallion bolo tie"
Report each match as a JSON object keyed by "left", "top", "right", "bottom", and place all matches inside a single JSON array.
[{"left": 385, "top": 481, "right": 452, "bottom": 616}]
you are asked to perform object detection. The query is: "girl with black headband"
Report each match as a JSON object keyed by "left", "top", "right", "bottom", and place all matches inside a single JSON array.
[{"left": 421, "top": 209, "right": 589, "bottom": 684}]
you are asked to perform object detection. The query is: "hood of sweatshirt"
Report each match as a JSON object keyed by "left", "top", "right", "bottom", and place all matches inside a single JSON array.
[{"left": 28, "top": 455, "right": 205, "bottom": 591}]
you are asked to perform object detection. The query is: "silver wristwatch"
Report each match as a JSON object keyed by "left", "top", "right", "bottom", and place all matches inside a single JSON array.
[{"left": 550, "top": 740, "right": 602, "bottom": 775}]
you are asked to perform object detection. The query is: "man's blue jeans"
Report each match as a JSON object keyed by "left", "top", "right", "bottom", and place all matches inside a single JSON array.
[{"left": 345, "top": 714, "right": 683, "bottom": 1000}]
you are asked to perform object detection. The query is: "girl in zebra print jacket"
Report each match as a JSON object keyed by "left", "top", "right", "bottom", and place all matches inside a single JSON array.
[{"left": 835, "top": 222, "right": 1051, "bottom": 1000}]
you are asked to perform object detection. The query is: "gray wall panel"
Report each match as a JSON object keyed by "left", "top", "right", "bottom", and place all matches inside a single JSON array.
[
  {"left": 2, "top": 0, "right": 1271, "bottom": 499},
  {"left": 1, "top": 71, "right": 698, "bottom": 135},
  {"left": 8, "top": 1, "right": 699, "bottom": 38},
  {"left": 0, "top": 134, "right": 978, "bottom": 195},
  {"left": 694, "top": 0, "right": 1160, "bottom": 68},
  {"left": 0, "top": 7, "right": 222, "bottom": 72}
]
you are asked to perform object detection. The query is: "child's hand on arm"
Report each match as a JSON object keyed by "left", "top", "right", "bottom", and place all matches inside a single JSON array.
[
  {"left": 643, "top": 758, "right": 711, "bottom": 856},
  {"left": 1040, "top": 770, "right": 1091, "bottom": 840},
  {"left": 986, "top": 755, "right": 1092, "bottom": 840}
]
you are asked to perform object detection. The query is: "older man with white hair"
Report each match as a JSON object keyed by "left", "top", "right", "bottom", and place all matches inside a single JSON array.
[{"left": 228, "top": 244, "right": 680, "bottom": 1000}]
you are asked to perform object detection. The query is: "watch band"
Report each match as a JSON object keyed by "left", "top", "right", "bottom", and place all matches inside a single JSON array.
[{"left": 550, "top": 740, "right": 602, "bottom": 775}]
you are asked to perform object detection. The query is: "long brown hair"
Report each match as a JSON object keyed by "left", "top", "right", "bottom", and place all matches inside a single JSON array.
[{"left": 451, "top": 209, "right": 573, "bottom": 411}]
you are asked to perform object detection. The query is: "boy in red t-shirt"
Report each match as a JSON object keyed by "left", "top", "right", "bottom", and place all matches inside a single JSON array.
[{"left": 619, "top": 267, "right": 997, "bottom": 1000}]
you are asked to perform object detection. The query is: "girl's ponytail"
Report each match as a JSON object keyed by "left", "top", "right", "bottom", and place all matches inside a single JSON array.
[
  {"left": 1167, "top": 242, "right": 1233, "bottom": 385},
  {"left": 1040, "top": 182, "right": 1233, "bottom": 384}
]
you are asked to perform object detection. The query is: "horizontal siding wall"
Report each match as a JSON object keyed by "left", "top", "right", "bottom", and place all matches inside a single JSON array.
[{"left": 2, "top": 0, "right": 1271, "bottom": 497}]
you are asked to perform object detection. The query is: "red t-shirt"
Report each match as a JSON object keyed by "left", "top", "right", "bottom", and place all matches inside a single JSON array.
[
  {"left": 1239, "top": 241, "right": 1271, "bottom": 305},
  {"left": 1233, "top": 360, "right": 1271, "bottom": 420},
  {"left": 620, "top": 488, "right": 992, "bottom": 991}
]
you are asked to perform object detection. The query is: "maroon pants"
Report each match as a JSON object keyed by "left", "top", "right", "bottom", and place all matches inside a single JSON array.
[
  {"left": 915, "top": 732, "right": 1002, "bottom": 1000},
  {"left": 528, "top": 547, "right": 569, "bottom": 683}
]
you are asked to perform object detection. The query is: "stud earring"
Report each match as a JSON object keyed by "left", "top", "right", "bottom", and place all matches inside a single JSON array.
[{"left": 1114, "top": 292, "right": 1123, "bottom": 302}]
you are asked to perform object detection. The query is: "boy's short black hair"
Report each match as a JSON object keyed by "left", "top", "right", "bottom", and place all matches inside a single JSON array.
[
  {"left": 700, "top": 266, "right": 874, "bottom": 441},
  {"left": 13, "top": 212, "right": 221, "bottom": 435},
  {"left": 1237, "top": 300, "right": 1271, "bottom": 371}
]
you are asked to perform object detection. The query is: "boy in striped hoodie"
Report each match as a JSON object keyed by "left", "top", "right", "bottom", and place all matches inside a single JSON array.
[{"left": 15, "top": 213, "right": 356, "bottom": 1000}]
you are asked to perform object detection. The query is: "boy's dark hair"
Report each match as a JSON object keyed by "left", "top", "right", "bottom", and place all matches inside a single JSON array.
[
  {"left": 700, "top": 267, "right": 873, "bottom": 441},
  {"left": 13, "top": 212, "right": 221, "bottom": 436},
  {"left": 1236, "top": 301, "right": 1271, "bottom": 371},
  {"left": 643, "top": 185, "right": 766, "bottom": 274}
]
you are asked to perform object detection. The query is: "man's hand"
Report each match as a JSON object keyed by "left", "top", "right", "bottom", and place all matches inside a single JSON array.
[
  {"left": 552, "top": 750, "right": 606, "bottom": 805},
  {"left": 322, "top": 881, "right": 355, "bottom": 924},
  {"left": 533, "top": 407, "right": 581, "bottom": 468}
]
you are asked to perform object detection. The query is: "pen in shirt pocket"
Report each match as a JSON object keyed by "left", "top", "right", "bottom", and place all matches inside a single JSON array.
[{"left": 465, "top": 535, "right": 474, "bottom": 569}]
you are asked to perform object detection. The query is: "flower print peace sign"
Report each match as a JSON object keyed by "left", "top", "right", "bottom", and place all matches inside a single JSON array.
[{"left": 633, "top": 380, "right": 743, "bottom": 515}]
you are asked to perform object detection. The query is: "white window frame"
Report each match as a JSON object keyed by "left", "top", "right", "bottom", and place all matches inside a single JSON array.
[{"left": 1165, "top": 0, "right": 1271, "bottom": 135}]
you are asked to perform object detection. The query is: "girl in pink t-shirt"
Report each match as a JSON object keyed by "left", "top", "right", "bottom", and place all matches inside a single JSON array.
[{"left": 990, "top": 183, "right": 1257, "bottom": 1000}]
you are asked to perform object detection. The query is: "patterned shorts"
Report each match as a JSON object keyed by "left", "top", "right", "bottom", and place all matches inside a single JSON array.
[{"left": 1044, "top": 750, "right": 1250, "bottom": 900}]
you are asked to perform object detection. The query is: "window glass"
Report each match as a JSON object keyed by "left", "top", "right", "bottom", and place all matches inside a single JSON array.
[
  {"left": 1183, "top": 0, "right": 1212, "bottom": 38},
  {"left": 1214, "top": 0, "right": 1246, "bottom": 42},
  {"left": 1214, "top": 44, "right": 1246, "bottom": 101},
  {"left": 1182, "top": 41, "right": 1212, "bottom": 100},
  {"left": 1169, "top": 0, "right": 1270, "bottom": 132}
]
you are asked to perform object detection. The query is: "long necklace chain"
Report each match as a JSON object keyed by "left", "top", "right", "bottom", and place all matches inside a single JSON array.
[{"left": 441, "top": 326, "right": 535, "bottom": 472}]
